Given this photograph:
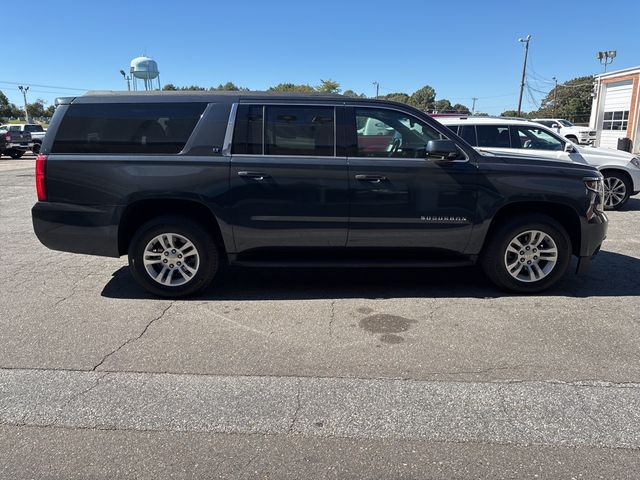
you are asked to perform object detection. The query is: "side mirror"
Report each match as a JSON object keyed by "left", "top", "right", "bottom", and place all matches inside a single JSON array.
[
  {"left": 426, "top": 139, "right": 460, "bottom": 161},
  {"left": 564, "top": 142, "right": 575, "bottom": 153},
  {"left": 551, "top": 123, "right": 561, "bottom": 129}
]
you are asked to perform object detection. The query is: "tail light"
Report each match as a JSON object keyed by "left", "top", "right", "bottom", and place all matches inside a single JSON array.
[{"left": 35, "top": 154, "right": 47, "bottom": 201}]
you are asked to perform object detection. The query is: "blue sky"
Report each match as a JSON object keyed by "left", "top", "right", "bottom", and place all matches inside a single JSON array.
[{"left": 3, "top": 0, "right": 639, "bottom": 115}]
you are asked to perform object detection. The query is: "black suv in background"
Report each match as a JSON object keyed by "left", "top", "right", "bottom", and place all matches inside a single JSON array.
[{"left": 32, "top": 92, "right": 607, "bottom": 298}]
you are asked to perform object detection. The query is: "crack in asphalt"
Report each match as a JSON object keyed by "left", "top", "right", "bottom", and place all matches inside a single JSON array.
[
  {"left": 328, "top": 300, "right": 336, "bottom": 338},
  {"left": 91, "top": 302, "right": 176, "bottom": 371},
  {"left": 288, "top": 379, "right": 302, "bottom": 433}
]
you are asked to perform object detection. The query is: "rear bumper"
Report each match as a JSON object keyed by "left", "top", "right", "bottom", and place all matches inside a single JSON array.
[{"left": 32, "top": 202, "right": 122, "bottom": 257}]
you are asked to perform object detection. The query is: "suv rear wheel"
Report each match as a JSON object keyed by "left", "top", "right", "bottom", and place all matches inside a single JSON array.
[
  {"left": 481, "top": 215, "right": 571, "bottom": 293},
  {"left": 128, "top": 216, "right": 220, "bottom": 298}
]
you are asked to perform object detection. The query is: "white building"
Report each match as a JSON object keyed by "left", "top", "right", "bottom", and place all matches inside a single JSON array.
[{"left": 589, "top": 66, "right": 640, "bottom": 153}]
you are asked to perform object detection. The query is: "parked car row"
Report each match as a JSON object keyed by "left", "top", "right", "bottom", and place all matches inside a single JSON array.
[
  {"left": 0, "top": 123, "right": 47, "bottom": 157},
  {"left": 438, "top": 116, "right": 640, "bottom": 210},
  {"left": 32, "top": 91, "right": 607, "bottom": 298}
]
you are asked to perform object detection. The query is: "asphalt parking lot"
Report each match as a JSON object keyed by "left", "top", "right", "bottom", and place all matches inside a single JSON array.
[{"left": 1, "top": 155, "right": 640, "bottom": 478}]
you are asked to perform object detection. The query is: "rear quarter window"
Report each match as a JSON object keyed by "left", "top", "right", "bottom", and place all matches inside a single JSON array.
[{"left": 51, "top": 103, "right": 207, "bottom": 154}]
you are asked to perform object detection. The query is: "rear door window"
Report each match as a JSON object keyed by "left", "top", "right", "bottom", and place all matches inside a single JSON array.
[
  {"left": 458, "top": 125, "right": 477, "bottom": 145},
  {"left": 264, "top": 106, "right": 335, "bottom": 156},
  {"left": 51, "top": 103, "right": 207, "bottom": 154},
  {"left": 232, "top": 105, "right": 264, "bottom": 154},
  {"left": 476, "top": 125, "right": 511, "bottom": 148}
]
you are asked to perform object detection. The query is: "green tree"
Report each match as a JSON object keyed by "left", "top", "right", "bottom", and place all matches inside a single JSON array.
[
  {"left": 409, "top": 85, "right": 436, "bottom": 110},
  {"left": 452, "top": 103, "right": 470, "bottom": 114},
  {"left": 529, "top": 75, "right": 594, "bottom": 123},
  {"left": 27, "top": 99, "right": 47, "bottom": 118},
  {"left": 382, "top": 92, "right": 411, "bottom": 104},
  {"left": 162, "top": 83, "right": 178, "bottom": 91},
  {"left": 44, "top": 105, "right": 56, "bottom": 117},
  {"left": 0, "top": 90, "right": 12, "bottom": 118},
  {"left": 268, "top": 83, "right": 315, "bottom": 93},
  {"left": 210, "top": 82, "right": 247, "bottom": 91},
  {"left": 316, "top": 79, "right": 341, "bottom": 93},
  {"left": 501, "top": 110, "right": 523, "bottom": 117},
  {"left": 342, "top": 89, "right": 365, "bottom": 98},
  {"left": 432, "top": 99, "right": 452, "bottom": 113}
]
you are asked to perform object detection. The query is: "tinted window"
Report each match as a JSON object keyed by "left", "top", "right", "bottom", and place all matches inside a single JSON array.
[
  {"left": 355, "top": 108, "right": 442, "bottom": 158},
  {"left": 265, "top": 106, "right": 335, "bottom": 156},
  {"left": 232, "top": 105, "right": 263, "bottom": 154},
  {"left": 51, "top": 103, "right": 207, "bottom": 154},
  {"left": 25, "top": 124, "right": 44, "bottom": 132},
  {"left": 459, "top": 125, "right": 477, "bottom": 145},
  {"left": 535, "top": 120, "right": 554, "bottom": 127},
  {"left": 476, "top": 125, "right": 511, "bottom": 148},
  {"left": 512, "top": 126, "right": 564, "bottom": 151}
]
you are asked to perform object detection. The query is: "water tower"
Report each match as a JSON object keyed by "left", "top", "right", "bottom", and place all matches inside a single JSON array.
[{"left": 129, "top": 56, "right": 161, "bottom": 91}]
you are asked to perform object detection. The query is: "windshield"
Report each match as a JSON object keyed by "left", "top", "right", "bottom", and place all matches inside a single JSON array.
[{"left": 559, "top": 120, "right": 573, "bottom": 127}]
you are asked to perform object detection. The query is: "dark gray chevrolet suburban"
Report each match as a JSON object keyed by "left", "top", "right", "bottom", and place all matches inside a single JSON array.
[{"left": 32, "top": 91, "right": 607, "bottom": 297}]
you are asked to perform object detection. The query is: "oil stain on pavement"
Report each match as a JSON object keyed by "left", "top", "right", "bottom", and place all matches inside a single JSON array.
[{"left": 358, "top": 309, "right": 417, "bottom": 344}]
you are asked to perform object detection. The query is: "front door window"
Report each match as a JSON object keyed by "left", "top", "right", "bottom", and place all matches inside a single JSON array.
[
  {"left": 512, "top": 126, "right": 564, "bottom": 151},
  {"left": 355, "top": 108, "right": 443, "bottom": 158}
]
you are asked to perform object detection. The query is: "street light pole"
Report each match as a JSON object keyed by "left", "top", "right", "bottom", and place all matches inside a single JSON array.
[
  {"left": 18, "top": 85, "right": 30, "bottom": 123},
  {"left": 471, "top": 97, "right": 478, "bottom": 114},
  {"left": 373, "top": 81, "right": 379, "bottom": 99},
  {"left": 597, "top": 51, "right": 616, "bottom": 73},
  {"left": 517, "top": 35, "right": 531, "bottom": 117},
  {"left": 120, "top": 69, "right": 131, "bottom": 91},
  {"left": 552, "top": 77, "right": 558, "bottom": 117}
]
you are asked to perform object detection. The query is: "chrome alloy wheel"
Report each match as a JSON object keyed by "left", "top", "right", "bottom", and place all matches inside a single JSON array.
[
  {"left": 143, "top": 233, "right": 200, "bottom": 286},
  {"left": 603, "top": 176, "right": 627, "bottom": 208},
  {"left": 504, "top": 230, "right": 558, "bottom": 283}
]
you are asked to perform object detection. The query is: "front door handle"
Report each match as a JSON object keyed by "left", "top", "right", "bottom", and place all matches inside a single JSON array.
[
  {"left": 355, "top": 174, "right": 387, "bottom": 183},
  {"left": 237, "top": 171, "right": 269, "bottom": 180}
]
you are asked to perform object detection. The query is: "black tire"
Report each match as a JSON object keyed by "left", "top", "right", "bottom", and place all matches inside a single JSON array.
[
  {"left": 480, "top": 215, "right": 571, "bottom": 293},
  {"left": 128, "top": 215, "right": 220, "bottom": 298},
  {"left": 602, "top": 171, "right": 631, "bottom": 210},
  {"left": 32, "top": 142, "right": 41, "bottom": 154},
  {"left": 566, "top": 136, "right": 579, "bottom": 144},
  {"left": 8, "top": 149, "right": 24, "bottom": 159}
]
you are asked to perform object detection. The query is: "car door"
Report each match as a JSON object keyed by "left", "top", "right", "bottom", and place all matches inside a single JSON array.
[
  {"left": 346, "top": 106, "right": 477, "bottom": 253},
  {"left": 228, "top": 103, "right": 349, "bottom": 252}
]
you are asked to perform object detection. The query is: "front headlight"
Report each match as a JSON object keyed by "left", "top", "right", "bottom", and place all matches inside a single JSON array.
[
  {"left": 584, "top": 175, "right": 605, "bottom": 214},
  {"left": 630, "top": 157, "right": 640, "bottom": 169}
]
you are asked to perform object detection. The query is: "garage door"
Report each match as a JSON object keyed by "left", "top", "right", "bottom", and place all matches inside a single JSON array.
[{"left": 599, "top": 80, "right": 633, "bottom": 149}]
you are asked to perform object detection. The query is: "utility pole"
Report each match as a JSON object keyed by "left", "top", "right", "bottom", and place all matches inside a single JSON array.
[
  {"left": 471, "top": 97, "right": 478, "bottom": 114},
  {"left": 552, "top": 77, "right": 558, "bottom": 117},
  {"left": 18, "top": 85, "right": 30, "bottom": 123},
  {"left": 372, "top": 81, "right": 379, "bottom": 99},
  {"left": 517, "top": 35, "right": 531, "bottom": 116}
]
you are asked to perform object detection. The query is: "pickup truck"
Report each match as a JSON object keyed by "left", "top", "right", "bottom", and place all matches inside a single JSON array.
[
  {"left": 0, "top": 126, "right": 32, "bottom": 158},
  {"left": 0, "top": 123, "right": 46, "bottom": 153}
]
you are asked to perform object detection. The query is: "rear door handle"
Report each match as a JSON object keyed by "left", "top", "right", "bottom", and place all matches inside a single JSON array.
[
  {"left": 355, "top": 174, "right": 387, "bottom": 183},
  {"left": 237, "top": 171, "right": 269, "bottom": 180}
]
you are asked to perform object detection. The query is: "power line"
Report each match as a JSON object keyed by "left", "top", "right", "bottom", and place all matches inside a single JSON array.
[{"left": 0, "top": 80, "right": 88, "bottom": 91}]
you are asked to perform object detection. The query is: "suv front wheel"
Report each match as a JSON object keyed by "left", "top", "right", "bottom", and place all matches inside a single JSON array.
[
  {"left": 128, "top": 216, "right": 220, "bottom": 298},
  {"left": 481, "top": 215, "right": 571, "bottom": 293}
]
